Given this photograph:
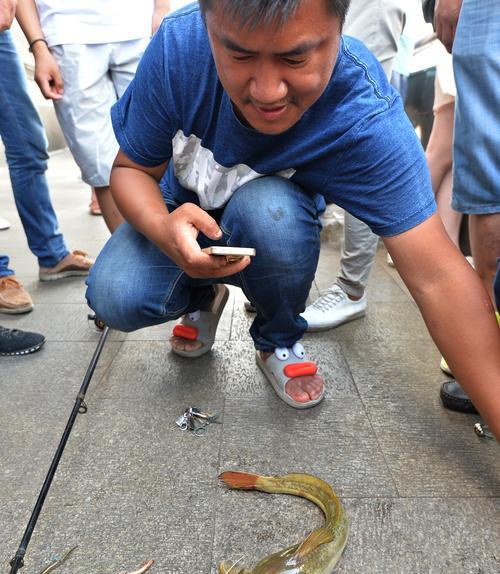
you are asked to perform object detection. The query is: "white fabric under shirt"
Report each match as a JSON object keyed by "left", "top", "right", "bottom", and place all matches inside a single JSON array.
[{"left": 35, "top": 0, "right": 155, "bottom": 47}]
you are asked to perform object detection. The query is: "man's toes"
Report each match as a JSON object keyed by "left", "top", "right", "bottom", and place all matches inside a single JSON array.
[
  {"left": 286, "top": 376, "right": 324, "bottom": 402},
  {"left": 170, "top": 336, "right": 203, "bottom": 352},
  {"left": 286, "top": 383, "right": 312, "bottom": 403}
]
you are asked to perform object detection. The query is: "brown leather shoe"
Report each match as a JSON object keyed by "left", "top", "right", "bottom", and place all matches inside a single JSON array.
[
  {"left": 39, "top": 250, "right": 94, "bottom": 282},
  {"left": 0, "top": 275, "right": 34, "bottom": 314}
]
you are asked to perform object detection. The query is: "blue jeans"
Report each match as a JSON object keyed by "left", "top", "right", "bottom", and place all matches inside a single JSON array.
[
  {"left": 0, "top": 30, "right": 68, "bottom": 277},
  {"left": 452, "top": 0, "right": 500, "bottom": 214},
  {"left": 86, "top": 177, "right": 321, "bottom": 350}
]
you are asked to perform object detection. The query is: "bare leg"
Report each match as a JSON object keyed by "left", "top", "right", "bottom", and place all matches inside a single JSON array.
[
  {"left": 435, "top": 170, "right": 462, "bottom": 247},
  {"left": 426, "top": 102, "right": 463, "bottom": 246},
  {"left": 469, "top": 213, "right": 500, "bottom": 305},
  {"left": 94, "top": 186, "right": 124, "bottom": 233},
  {"left": 89, "top": 187, "right": 102, "bottom": 216}
]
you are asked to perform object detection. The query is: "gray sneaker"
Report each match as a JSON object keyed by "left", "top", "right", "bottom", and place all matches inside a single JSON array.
[{"left": 301, "top": 284, "right": 367, "bottom": 332}]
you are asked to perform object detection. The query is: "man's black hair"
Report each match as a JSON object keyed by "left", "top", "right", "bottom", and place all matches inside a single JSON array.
[{"left": 198, "top": 0, "right": 351, "bottom": 29}]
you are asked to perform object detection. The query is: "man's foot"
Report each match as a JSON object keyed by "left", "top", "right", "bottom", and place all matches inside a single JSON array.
[
  {"left": 39, "top": 250, "right": 94, "bottom": 281},
  {"left": 440, "top": 380, "right": 477, "bottom": 414},
  {"left": 256, "top": 343, "right": 324, "bottom": 408},
  {"left": 301, "top": 284, "right": 366, "bottom": 332},
  {"left": 0, "top": 276, "right": 34, "bottom": 314},
  {"left": 0, "top": 325, "right": 45, "bottom": 355},
  {"left": 0, "top": 217, "right": 10, "bottom": 230},
  {"left": 170, "top": 284, "right": 229, "bottom": 357},
  {"left": 89, "top": 189, "right": 102, "bottom": 216}
]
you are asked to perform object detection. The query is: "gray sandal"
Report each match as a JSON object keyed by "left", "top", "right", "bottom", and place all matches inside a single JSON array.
[
  {"left": 256, "top": 343, "right": 324, "bottom": 409},
  {"left": 171, "top": 284, "right": 229, "bottom": 358}
]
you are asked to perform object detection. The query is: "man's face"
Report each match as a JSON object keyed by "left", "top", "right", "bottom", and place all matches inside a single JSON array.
[{"left": 205, "top": 0, "right": 341, "bottom": 135}]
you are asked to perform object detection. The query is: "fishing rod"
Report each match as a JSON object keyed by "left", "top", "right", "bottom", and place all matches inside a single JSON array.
[{"left": 9, "top": 320, "right": 110, "bottom": 574}]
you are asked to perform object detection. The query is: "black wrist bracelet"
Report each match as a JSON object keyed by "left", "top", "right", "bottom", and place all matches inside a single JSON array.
[{"left": 28, "top": 38, "right": 48, "bottom": 52}]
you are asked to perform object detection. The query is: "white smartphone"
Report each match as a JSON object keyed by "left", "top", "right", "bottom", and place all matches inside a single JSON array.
[{"left": 204, "top": 246, "right": 256, "bottom": 261}]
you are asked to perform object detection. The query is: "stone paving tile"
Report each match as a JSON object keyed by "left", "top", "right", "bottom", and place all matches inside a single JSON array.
[
  {"left": 218, "top": 396, "right": 398, "bottom": 498},
  {"left": 303, "top": 298, "right": 427, "bottom": 344},
  {"left": 39, "top": 396, "right": 224, "bottom": 503},
  {"left": 339, "top": 337, "right": 442, "bottom": 399},
  {"left": 2, "top": 486, "right": 218, "bottom": 574},
  {"left": 213, "top": 495, "right": 500, "bottom": 574},
  {"left": 90, "top": 340, "right": 257, "bottom": 401},
  {"left": 9, "top": 276, "right": 89, "bottom": 305},
  {"left": 0, "top": 342, "right": 122, "bottom": 500},
  {"left": 362, "top": 397, "right": 500, "bottom": 497},
  {"left": 0, "top": 304, "right": 126, "bottom": 342}
]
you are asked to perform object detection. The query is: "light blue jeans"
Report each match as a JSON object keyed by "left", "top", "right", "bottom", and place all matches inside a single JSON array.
[
  {"left": 0, "top": 30, "right": 68, "bottom": 277},
  {"left": 452, "top": 0, "right": 500, "bottom": 214},
  {"left": 86, "top": 177, "right": 321, "bottom": 350}
]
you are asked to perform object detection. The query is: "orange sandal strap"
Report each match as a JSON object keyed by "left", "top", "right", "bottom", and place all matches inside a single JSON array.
[
  {"left": 284, "top": 361, "right": 317, "bottom": 378},
  {"left": 172, "top": 324, "right": 199, "bottom": 340}
]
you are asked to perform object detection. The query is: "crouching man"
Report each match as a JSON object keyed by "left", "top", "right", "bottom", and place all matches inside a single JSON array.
[{"left": 86, "top": 0, "right": 500, "bottom": 439}]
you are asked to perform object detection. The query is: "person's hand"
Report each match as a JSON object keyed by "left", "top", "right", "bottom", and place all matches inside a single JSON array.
[
  {"left": 32, "top": 43, "right": 63, "bottom": 100},
  {"left": 434, "top": 0, "right": 463, "bottom": 53},
  {"left": 158, "top": 203, "right": 252, "bottom": 279},
  {"left": 0, "top": 0, "right": 16, "bottom": 32}
]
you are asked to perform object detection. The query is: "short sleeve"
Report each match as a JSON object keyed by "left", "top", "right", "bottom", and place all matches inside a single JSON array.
[
  {"left": 111, "top": 22, "right": 175, "bottom": 167},
  {"left": 330, "top": 98, "right": 436, "bottom": 237}
]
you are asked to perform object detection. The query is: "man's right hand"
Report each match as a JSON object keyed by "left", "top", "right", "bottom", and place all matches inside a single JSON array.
[
  {"left": 157, "top": 203, "right": 251, "bottom": 279},
  {"left": 31, "top": 42, "right": 63, "bottom": 100},
  {"left": 434, "top": 0, "right": 463, "bottom": 53},
  {"left": 0, "top": 0, "right": 16, "bottom": 32}
]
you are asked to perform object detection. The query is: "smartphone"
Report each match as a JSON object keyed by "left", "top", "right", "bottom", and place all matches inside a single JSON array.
[{"left": 204, "top": 246, "right": 256, "bottom": 262}]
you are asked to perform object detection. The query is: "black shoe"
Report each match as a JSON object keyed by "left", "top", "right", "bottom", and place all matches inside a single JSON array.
[
  {"left": 0, "top": 325, "right": 45, "bottom": 356},
  {"left": 440, "top": 380, "right": 478, "bottom": 414}
]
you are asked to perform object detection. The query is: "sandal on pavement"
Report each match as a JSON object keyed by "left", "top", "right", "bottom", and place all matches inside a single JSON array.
[
  {"left": 256, "top": 343, "right": 324, "bottom": 409},
  {"left": 170, "top": 284, "right": 229, "bottom": 358}
]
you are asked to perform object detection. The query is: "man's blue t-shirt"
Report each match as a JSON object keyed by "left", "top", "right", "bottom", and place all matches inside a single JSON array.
[{"left": 111, "top": 2, "right": 435, "bottom": 237}]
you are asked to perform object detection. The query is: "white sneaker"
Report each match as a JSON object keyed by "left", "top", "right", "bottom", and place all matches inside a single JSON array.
[
  {"left": 301, "top": 284, "right": 367, "bottom": 332},
  {"left": 0, "top": 217, "right": 10, "bottom": 231}
]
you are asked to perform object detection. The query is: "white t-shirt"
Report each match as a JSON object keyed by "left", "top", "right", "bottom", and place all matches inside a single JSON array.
[{"left": 36, "top": 0, "right": 155, "bottom": 47}]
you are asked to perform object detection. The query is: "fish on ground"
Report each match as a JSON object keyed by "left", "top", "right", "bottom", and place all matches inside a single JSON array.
[{"left": 218, "top": 471, "right": 349, "bottom": 574}]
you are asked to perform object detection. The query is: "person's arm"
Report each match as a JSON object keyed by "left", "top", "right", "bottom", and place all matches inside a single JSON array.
[
  {"left": 384, "top": 214, "right": 500, "bottom": 440},
  {"left": 110, "top": 149, "right": 251, "bottom": 279},
  {"left": 151, "top": 0, "right": 170, "bottom": 35},
  {"left": 434, "top": 0, "right": 463, "bottom": 53},
  {"left": 0, "top": 0, "right": 16, "bottom": 31},
  {"left": 15, "top": 0, "right": 63, "bottom": 99}
]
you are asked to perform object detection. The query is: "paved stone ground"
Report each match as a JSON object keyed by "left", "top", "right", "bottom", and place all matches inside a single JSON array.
[{"left": 1, "top": 150, "right": 499, "bottom": 574}]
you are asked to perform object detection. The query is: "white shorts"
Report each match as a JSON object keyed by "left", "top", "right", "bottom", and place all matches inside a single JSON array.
[{"left": 51, "top": 38, "right": 149, "bottom": 187}]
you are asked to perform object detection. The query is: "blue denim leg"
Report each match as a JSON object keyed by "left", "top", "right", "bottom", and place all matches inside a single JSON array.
[
  {"left": 452, "top": 0, "right": 500, "bottom": 214},
  {"left": 85, "top": 222, "right": 216, "bottom": 332},
  {"left": 86, "top": 177, "right": 320, "bottom": 345},
  {"left": 219, "top": 176, "right": 321, "bottom": 351},
  {"left": 0, "top": 255, "right": 15, "bottom": 278},
  {"left": 0, "top": 30, "right": 68, "bottom": 267}
]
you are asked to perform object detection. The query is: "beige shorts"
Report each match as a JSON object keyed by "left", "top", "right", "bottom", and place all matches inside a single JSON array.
[
  {"left": 433, "top": 49, "right": 456, "bottom": 113},
  {"left": 51, "top": 38, "right": 149, "bottom": 187}
]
